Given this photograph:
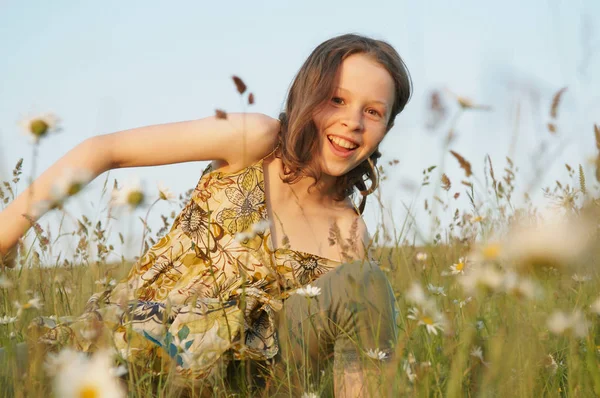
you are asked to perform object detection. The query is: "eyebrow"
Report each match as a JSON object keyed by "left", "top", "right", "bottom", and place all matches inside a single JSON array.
[{"left": 335, "top": 87, "right": 389, "bottom": 110}]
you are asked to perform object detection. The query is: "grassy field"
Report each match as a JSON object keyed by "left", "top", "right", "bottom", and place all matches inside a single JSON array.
[{"left": 2, "top": 101, "right": 600, "bottom": 397}]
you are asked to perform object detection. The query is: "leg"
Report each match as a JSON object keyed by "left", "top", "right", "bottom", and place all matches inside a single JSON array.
[{"left": 277, "top": 261, "right": 398, "bottom": 397}]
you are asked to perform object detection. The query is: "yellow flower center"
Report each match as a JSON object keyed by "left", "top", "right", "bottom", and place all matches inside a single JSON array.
[
  {"left": 421, "top": 316, "right": 434, "bottom": 325},
  {"left": 482, "top": 244, "right": 501, "bottom": 260},
  {"left": 68, "top": 183, "right": 84, "bottom": 196},
  {"left": 456, "top": 262, "right": 465, "bottom": 271},
  {"left": 30, "top": 119, "right": 49, "bottom": 137},
  {"left": 78, "top": 385, "right": 99, "bottom": 398},
  {"left": 127, "top": 191, "right": 144, "bottom": 207}
]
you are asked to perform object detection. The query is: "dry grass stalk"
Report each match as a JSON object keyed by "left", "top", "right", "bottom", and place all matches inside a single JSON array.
[
  {"left": 232, "top": 76, "right": 247, "bottom": 94},
  {"left": 215, "top": 109, "right": 227, "bottom": 119},
  {"left": 441, "top": 174, "right": 451, "bottom": 191},
  {"left": 450, "top": 150, "right": 472, "bottom": 177},
  {"left": 550, "top": 87, "right": 567, "bottom": 119}
]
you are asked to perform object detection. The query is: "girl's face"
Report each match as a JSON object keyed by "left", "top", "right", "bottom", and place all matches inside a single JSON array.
[{"left": 313, "top": 53, "right": 395, "bottom": 178}]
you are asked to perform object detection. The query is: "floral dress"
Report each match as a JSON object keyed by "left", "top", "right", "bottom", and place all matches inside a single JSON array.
[{"left": 31, "top": 157, "right": 341, "bottom": 386}]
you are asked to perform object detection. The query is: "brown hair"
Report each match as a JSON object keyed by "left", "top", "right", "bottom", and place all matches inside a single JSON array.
[{"left": 276, "top": 33, "right": 412, "bottom": 214}]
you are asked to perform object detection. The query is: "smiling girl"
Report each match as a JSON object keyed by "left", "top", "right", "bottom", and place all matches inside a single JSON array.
[{"left": 0, "top": 33, "right": 412, "bottom": 397}]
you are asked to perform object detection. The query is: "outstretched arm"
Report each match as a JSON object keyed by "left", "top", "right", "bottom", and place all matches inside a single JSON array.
[{"left": 0, "top": 112, "right": 279, "bottom": 262}]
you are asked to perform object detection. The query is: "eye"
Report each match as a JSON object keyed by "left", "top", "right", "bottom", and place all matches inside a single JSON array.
[
  {"left": 331, "top": 97, "right": 345, "bottom": 105},
  {"left": 367, "top": 109, "right": 382, "bottom": 117}
]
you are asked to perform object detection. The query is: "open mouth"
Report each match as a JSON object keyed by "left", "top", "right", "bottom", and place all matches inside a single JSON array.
[{"left": 327, "top": 135, "right": 359, "bottom": 156}]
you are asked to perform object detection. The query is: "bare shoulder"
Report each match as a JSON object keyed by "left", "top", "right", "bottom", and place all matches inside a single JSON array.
[{"left": 212, "top": 113, "right": 281, "bottom": 172}]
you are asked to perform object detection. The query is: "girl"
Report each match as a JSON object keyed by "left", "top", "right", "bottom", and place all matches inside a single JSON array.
[{"left": 0, "top": 33, "right": 411, "bottom": 397}]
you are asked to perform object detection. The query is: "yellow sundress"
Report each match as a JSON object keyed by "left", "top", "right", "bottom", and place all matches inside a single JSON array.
[{"left": 30, "top": 157, "right": 341, "bottom": 386}]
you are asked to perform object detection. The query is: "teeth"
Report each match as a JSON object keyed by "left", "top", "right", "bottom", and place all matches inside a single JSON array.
[{"left": 328, "top": 135, "right": 358, "bottom": 149}]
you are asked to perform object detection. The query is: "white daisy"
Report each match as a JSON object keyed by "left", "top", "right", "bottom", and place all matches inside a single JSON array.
[
  {"left": 52, "top": 349, "right": 125, "bottom": 398},
  {"left": 95, "top": 277, "right": 117, "bottom": 287},
  {"left": 427, "top": 283, "right": 446, "bottom": 296},
  {"left": 406, "top": 282, "right": 427, "bottom": 305},
  {"left": 0, "top": 275, "right": 13, "bottom": 289},
  {"left": 19, "top": 113, "right": 61, "bottom": 143},
  {"left": 234, "top": 231, "right": 254, "bottom": 243},
  {"left": 251, "top": 219, "right": 271, "bottom": 235},
  {"left": 111, "top": 179, "right": 146, "bottom": 210},
  {"left": 453, "top": 296, "right": 473, "bottom": 308},
  {"left": 295, "top": 284, "right": 321, "bottom": 298},
  {"left": 0, "top": 315, "right": 17, "bottom": 324},
  {"left": 157, "top": 181, "right": 175, "bottom": 202},
  {"left": 365, "top": 348, "right": 388, "bottom": 361},
  {"left": 470, "top": 346, "right": 490, "bottom": 367},
  {"left": 543, "top": 354, "right": 558, "bottom": 375},
  {"left": 571, "top": 273, "right": 591, "bottom": 283},
  {"left": 415, "top": 252, "right": 428, "bottom": 262},
  {"left": 449, "top": 257, "right": 468, "bottom": 275},
  {"left": 407, "top": 307, "right": 446, "bottom": 336},
  {"left": 301, "top": 392, "right": 319, "bottom": 398},
  {"left": 14, "top": 296, "right": 43, "bottom": 317},
  {"left": 51, "top": 168, "right": 93, "bottom": 202},
  {"left": 590, "top": 297, "right": 600, "bottom": 315},
  {"left": 458, "top": 264, "right": 503, "bottom": 294},
  {"left": 547, "top": 310, "right": 589, "bottom": 338},
  {"left": 502, "top": 215, "right": 592, "bottom": 272}
]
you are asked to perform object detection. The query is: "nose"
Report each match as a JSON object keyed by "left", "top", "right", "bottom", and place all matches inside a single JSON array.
[{"left": 341, "top": 107, "right": 364, "bottom": 132}]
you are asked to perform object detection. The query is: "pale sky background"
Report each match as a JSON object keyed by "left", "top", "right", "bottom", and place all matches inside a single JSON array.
[{"left": 1, "top": 0, "right": 599, "bottom": 262}]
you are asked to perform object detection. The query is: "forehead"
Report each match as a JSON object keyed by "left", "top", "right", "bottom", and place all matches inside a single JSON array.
[{"left": 335, "top": 53, "right": 395, "bottom": 105}]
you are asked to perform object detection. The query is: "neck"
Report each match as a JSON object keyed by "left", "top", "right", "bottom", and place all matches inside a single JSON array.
[{"left": 275, "top": 160, "right": 339, "bottom": 206}]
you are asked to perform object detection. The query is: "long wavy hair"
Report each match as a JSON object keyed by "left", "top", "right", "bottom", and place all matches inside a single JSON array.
[{"left": 276, "top": 33, "right": 412, "bottom": 214}]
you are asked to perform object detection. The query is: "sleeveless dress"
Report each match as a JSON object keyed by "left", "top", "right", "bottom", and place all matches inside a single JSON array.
[{"left": 30, "top": 157, "right": 343, "bottom": 386}]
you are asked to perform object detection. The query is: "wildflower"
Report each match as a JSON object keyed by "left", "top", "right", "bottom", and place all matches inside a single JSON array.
[
  {"left": 502, "top": 215, "right": 592, "bottom": 272},
  {"left": 458, "top": 264, "right": 503, "bottom": 294},
  {"left": 157, "top": 182, "right": 175, "bottom": 202},
  {"left": 449, "top": 257, "right": 468, "bottom": 275},
  {"left": 251, "top": 219, "right": 271, "bottom": 235},
  {"left": 475, "top": 320, "right": 485, "bottom": 330},
  {"left": 415, "top": 252, "right": 427, "bottom": 261},
  {"left": 109, "top": 364, "right": 128, "bottom": 378},
  {"left": 427, "top": 283, "right": 446, "bottom": 296},
  {"left": 95, "top": 277, "right": 117, "bottom": 287},
  {"left": 547, "top": 310, "right": 589, "bottom": 338},
  {"left": 471, "top": 215, "right": 485, "bottom": 223},
  {"left": 407, "top": 307, "right": 445, "bottom": 336},
  {"left": 0, "top": 275, "right": 13, "bottom": 289},
  {"left": 0, "top": 315, "right": 17, "bottom": 324},
  {"left": 543, "top": 354, "right": 558, "bottom": 375},
  {"left": 51, "top": 168, "right": 93, "bottom": 201},
  {"left": 234, "top": 231, "right": 253, "bottom": 243},
  {"left": 503, "top": 272, "right": 540, "bottom": 300},
  {"left": 295, "top": 284, "right": 321, "bottom": 298},
  {"left": 112, "top": 180, "right": 146, "bottom": 209},
  {"left": 470, "top": 346, "right": 490, "bottom": 367},
  {"left": 453, "top": 296, "right": 473, "bottom": 308},
  {"left": 403, "top": 360, "right": 417, "bottom": 383},
  {"left": 365, "top": 348, "right": 388, "bottom": 361},
  {"left": 571, "top": 273, "right": 591, "bottom": 283},
  {"left": 406, "top": 282, "right": 427, "bottom": 305},
  {"left": 480, "top": 243, "right": 501, "bottom": 261},
  {"left": 14, "top": 296, "right": 43, "bottom": 317},
  {"left": 51, "top": 349, "right": 125, "bottom": 398},
  {"left": 20, "top": 113, "right": 61, "bottom": 143},
  {"left": 590, "top": 297, "right": 600, "bottom": 315},
  {"left": 301, "top": 392, "right": 319, "bottom": 398}
]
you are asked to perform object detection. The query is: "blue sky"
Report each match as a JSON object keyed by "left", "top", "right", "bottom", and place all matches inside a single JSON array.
[{"left": 1, "top": 0, "right": 599, "bottom": 258}]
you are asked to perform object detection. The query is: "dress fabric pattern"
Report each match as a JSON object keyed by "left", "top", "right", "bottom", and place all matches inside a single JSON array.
[{"left": 30, "top": 158, "right": 341, "bottom": 386}]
